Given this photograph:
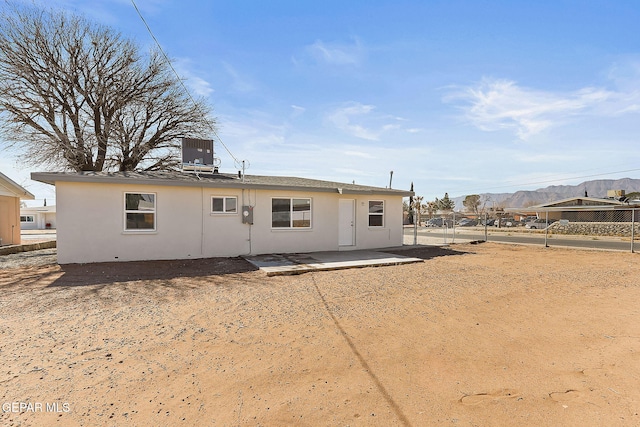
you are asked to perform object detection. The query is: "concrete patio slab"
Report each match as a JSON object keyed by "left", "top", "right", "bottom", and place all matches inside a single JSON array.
[{"left": 243, "top": 250, "right": 423, "bottom": 276}]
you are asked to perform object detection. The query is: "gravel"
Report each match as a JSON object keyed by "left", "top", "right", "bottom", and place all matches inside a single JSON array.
[{"left": 0, "top": 248, "right": 58, "bottom": 269}]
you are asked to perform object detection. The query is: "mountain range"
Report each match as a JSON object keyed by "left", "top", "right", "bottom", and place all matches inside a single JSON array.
[{"left": 452, "top": 178, "right": 640, "bottom": 210}]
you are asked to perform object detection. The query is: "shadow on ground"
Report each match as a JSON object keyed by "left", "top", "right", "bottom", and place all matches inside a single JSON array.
[
  {"left": 48, "top": 257, "right": 258, "bottom": 288},
  {"left": 385, "top": 244, "right": 475, "bottom": 260}
]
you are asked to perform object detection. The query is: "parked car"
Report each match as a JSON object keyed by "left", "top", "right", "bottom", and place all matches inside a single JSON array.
[
  {"left": 425, "top": 218, "right": 454, "bottom": 227},
  {"left": 525, "top": 218, "right": 556, "bottom": 229},
  {"left": 480, "top": 219, "right": 495, "bottom": 226},
  {"left": 458, "top": 218, "right": 478, "bottom": 227},
  {"left": 494, "top": 218, "right": 515, "bottom": 227}
]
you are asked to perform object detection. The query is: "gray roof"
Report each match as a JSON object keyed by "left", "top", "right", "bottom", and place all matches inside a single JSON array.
[
  {"left": 31, "top": 170, "right": 413, "bottom": 196},
  {"left": 506, "top": 196, "right": 637, "bottom": 212}
]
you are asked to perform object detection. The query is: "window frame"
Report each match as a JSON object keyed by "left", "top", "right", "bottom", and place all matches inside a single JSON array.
[
  {"left": 211, "top": 196, "right": 238, "bottom": 214},
  {"left": 368, "top": 200, "right": 385, "bottom": 227},
  {"left": 20, "top": 215, "right": 34, "bottom": 223},
  {"left": 123, "top": 192, "right": 157, "bottom": 232},
  {"left": 271, "top": 197, "right": 312, "bottom": 229}
]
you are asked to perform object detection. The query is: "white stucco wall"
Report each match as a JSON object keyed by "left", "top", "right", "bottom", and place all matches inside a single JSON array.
[
  {"left": 54, "top": 181, "right": 406, "bottom": 263},
  {"left": 20, "top": 208, "right": 57, "bottom": 230},
  {"left": 350, "top": 196, "right": 405, "bottom": 250}
]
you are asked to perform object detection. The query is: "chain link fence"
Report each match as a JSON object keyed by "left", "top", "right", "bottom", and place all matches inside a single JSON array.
[{"left": 405, "top": 207, "right": 640, "bottom": 253}]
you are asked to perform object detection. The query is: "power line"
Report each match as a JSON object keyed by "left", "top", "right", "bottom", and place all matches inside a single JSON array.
[{"left": 129, "top": 0, "right": 241, "bottom": 165}]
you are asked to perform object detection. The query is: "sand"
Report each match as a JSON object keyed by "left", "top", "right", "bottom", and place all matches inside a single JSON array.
[{"left": 1, "top": 243, "right": 639, "bottom": 426}]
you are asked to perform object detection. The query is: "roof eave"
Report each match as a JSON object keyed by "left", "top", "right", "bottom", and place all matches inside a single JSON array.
[
  {"left": 31, "top": 172, "right": 414, "bottom": 197},
  {"left": 1, "top": 171, "right": 35, "bottom": 199}
]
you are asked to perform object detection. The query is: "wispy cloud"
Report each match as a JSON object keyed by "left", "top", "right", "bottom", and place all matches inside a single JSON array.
[
  {"left": 303, "top": 37, "right": 364, "bottom": 66},
  {"left": 325, "top": 102, "right": 405, "bottom": 141},
  {"left": 222, "top": 61, "right": 255, "bottom": 93},
  {"left": 290, "top": 105, "right": 306, "bottom": 118},
  {"left": 343, "top": 150, "right": 375, "bottom": 159},
  {"left": 443, "top": 78, "right": 637, "bottom": 139},
  {"left": 173, "top": 58, "right": 215, "bottom": 97}
]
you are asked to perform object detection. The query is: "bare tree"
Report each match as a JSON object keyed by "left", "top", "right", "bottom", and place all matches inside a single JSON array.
[
  {"left": 0, "top": 2, "right": 213, "bottom": 171},
  {"left": 479, "top": 194, "right": 491, "bottom": 216},
  {"left": 426, "top": 201, "right": 438, "bottom": 219},
  {"left": 412, "top": 195, "right": 424, "bottom": 225}
]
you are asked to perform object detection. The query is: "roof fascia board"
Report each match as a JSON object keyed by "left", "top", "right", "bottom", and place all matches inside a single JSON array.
[
  {"left": 0, "top": 171, "right": 35, "bottom": 199},
  {"left": 31, "top": 173, "right": 413, "bottom": 197}
]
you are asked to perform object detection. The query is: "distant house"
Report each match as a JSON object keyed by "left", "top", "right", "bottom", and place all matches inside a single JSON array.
[
  {"left": 31, "top": 171, "right": 413, "bottom": 264},
  {"left": 20, "top": 205, "right": 57, "bottom": 230},
  {"left": 524, "top": 196, "right": 632, "bottom": 221},
  {"left": 0, "top": 171, "right": 35, "bottom": 246}
]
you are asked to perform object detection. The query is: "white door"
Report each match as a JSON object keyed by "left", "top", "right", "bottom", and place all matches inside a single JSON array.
[{"left": 339, "top": 199, "right": 355, "bottom": 246}]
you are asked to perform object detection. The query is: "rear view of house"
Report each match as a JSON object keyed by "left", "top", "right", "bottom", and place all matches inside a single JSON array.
[
  {"left": 32, "top": 171, "right": 412, "bottom": 264},
  {"left": 0, "top": 171, "right": 35, "bottom": 246}
]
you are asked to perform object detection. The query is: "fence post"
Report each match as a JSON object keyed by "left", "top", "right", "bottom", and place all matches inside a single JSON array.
[
  {"left": 443, "top": 217, "right": 447, "bottom": 245},
  {"left": 484, "top": 212, "right": 488, "bottom": 242},
  {"left": 452, "top": 212, "right": 456, "bottom": 244},
  {"left": 544, "top": 210, "right": 549, "bottom": 248},
  {"left": 632, "top": 208, "right": 636, "bottom": 254},
  {"left": 413, "top": 205, "right": 417, "bottom": 246}
]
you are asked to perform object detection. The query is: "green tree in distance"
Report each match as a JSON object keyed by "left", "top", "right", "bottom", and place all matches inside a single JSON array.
[{"left": 463, "top": 194, "right": 481, "bottom": 214}]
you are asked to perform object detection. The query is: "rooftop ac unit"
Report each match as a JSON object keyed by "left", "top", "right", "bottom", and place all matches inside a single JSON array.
[{"left": 182, "top": 138, "right": 215, "bottom": 173}]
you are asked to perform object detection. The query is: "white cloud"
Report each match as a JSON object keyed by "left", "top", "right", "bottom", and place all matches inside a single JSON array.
[
  {"left": 173, "top": 58, "right": 215, "bottom": 97},
  {"left": 304, "top": 37, "right": 364, "bottom": 66},
  {"left": 325, "top": 102, "right": 407, "bottom": 141},
  {"left": 606, "top": 58, "right": 640, "bottom": 91},
  {"left": 343, "top": 150, "right": 375, "bottom": 159},
  {"left": 184, "top": 75, "right": 215, "bottom": 98},
  {"left": 444, "top": 78, "right": 633, "bottom": 139},
  {"left": 290, "top": 105, "right": 306, "bottom": 118}
]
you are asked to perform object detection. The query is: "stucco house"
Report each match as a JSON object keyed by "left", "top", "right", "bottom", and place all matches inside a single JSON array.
[
  {"left": 0, "top": 171, "right": 35, "bottom": 246},
  {"left": 31, "top": 171, "right": 413, "bottom": 264},
  {"left": 524, "top": 196, "right": 631, "bottom": 221},
  {"left": 20, "top": 205, "right": 57, "bottom": 230}
]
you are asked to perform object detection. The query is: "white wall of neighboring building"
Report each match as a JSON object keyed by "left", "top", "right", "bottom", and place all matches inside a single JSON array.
[
  {"left": 20, "top": 206, "right": 56, "bottom": 230},
  {"left": 54, "top": 181, "right": 405, "bottom": 264}
]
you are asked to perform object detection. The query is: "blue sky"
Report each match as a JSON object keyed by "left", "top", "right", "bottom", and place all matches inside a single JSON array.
[{"left": 2, "top": 0, "right": 640, "bottom": 206}]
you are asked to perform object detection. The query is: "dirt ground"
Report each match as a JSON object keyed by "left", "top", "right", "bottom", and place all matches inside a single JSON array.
[{"left": 1, "top": 243, "right": 639, "bottom": 426}]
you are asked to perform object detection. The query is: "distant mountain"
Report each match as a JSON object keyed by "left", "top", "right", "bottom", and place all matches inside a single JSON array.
[{"left": 452, "top": 178, "right": 640, "bottom": 210}]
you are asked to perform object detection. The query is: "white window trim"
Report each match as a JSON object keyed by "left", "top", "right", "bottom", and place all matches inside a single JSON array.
[
  {"left": 271, "top": 197, "right": 312, "bottom": 229},
  {"left": 123, "top": 192, "right": 157, "bottom": 232},
  {"left": 20, "top": 215, "right": 35, "bottom": 223},
  {"left": 368, "top": 200, "right": 385, "bottom": 228},
  {"left": 211, "top": 196, "right": 238, "bottom": 214}
]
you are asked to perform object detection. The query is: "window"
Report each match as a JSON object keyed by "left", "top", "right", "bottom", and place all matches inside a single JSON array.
[
  {"left": 272, "top": 198, "right": 311, "bottom": 228},
  {"left": 124, "top": 193, "right": 156, "bottom": 231},
  {"left": 368, "top": 200, "right": 384, "bottom": 227},
  {"left": 20, "top": 215, "right": 34, "bottom": 223},
  {"left": 211, "top": 196, "right": 237, "bottom": 214}
]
